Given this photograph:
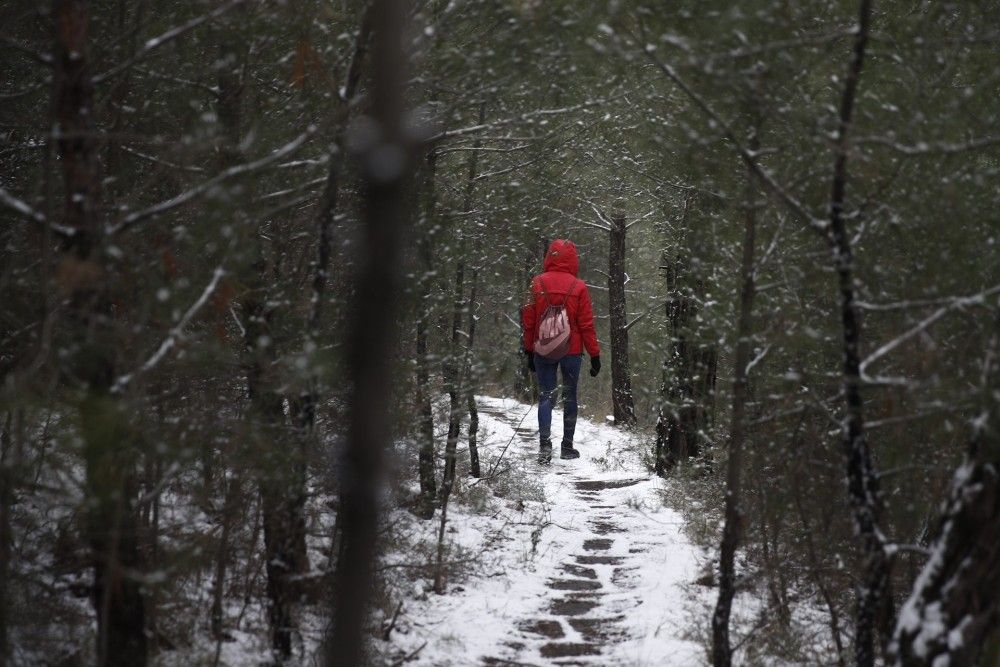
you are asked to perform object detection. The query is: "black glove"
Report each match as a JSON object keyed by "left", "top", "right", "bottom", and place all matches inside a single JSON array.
[
  {"left": 525, "top": 350, "right": 536, "bottom": 373},
  {"left": 589, "top": 355, "right": 601, "bottom": 377}
]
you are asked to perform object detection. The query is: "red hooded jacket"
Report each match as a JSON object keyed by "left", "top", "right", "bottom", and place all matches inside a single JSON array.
[{"left": 522, "top": 239, "right": 600, "bottom": 358}]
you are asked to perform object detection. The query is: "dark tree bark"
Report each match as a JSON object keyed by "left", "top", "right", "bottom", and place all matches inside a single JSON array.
[
  {"left": 712, "top": 140, "right": 760, "bottom": 667},
  {"left": 607, "top": 213, "right": 636, "bottom": 428},
  {"left": 219, "top": 27, "right": 308, "bottom": 657},
  {"left": 441, "top": 247, "right": 465, "bottom": 502},
  {"left": 294, "top": 3, "right": 372, "bottom": 436},
  {"left": 210, "top": 476, "right": 239, "bottom": 641},
  {"left": 414, "top": 147, "right": 439, "bottom": 520},
  {"left": 465, "top": 220, "right": 483, "bottom": 478},
  {"left": 515, "top": 254, "right": 535, "bottom": 404},
  {"left": 435, "top": 105, "right": 486, "bottom": 590},
  {"left": 888, "top": 321, "right": 1000, "bottom": 666},
  {"left": 465, "top": 274, "right": 481, "bottom": 478},
  {"left": 655, "top": 245, "right": 717, "bottom": 474},
  {"left": 327, "top": 0, "right": 412, "bottom": 661},
  {"left": 0, "top": 411, "right": 12, "bottom": 665},
  {"left": 243, "top": 295, "right": 301, "bottom": 658},
  {"left": 53, "top": 2, "right": 148, "bottom": 664},
  {"left": 824, "top": 4, "right": 890, "bottom": 664},
  {"left": 442, "top": 104, "right": 484, "bottom": 490},
  {"left": 288, "top": 5, "right": 373, "bottom": 608},
  {"left": 792, "top": 452, "right": 848, "bottom": 667}
]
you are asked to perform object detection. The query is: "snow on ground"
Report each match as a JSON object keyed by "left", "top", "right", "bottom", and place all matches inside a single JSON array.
[{"left": 385, "top": 395, "right": 710, "bottom": 666}]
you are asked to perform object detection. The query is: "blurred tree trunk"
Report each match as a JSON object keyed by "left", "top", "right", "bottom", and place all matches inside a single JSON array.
[
  {"left": 52, "top": 2, "right": 148, "bottom": 664},
  {"left": 327, "top": 0, "right": 412, "bottom": 660},
  {"left": 288, "top": 4, "right": 372, "bottom": 599},
  {"left": 607, "top": 212, "right": 636, "bottom": 428},
  {"left": 712, "top": 139, "right": 759, "bottom": 666}
]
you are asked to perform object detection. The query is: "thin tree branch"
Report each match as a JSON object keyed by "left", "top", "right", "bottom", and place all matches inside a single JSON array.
[
  {"left": 111, "top": 266, "right": 226, "bottom": 393},
  {"left": 0, "top": 186, "right": 76, "bottom": 237},
  {"left": 93, "top": 0, "right": 248, "bottom": 85},
  {"left": 108, "top": 128, "right": 314, "bottom": 233}
]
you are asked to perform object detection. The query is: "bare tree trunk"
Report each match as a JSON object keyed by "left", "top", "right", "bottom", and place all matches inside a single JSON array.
[
  {"left": 442, "top": 105, "right": 483, "bottom": 490},
  {"left": 656, "top": 265, "right": 715, "bottom": 473},
  {"left": 53, "top": 2, "right": 148, "bottom": 664},
  {"left": 294, "top": 0, "right": 372, "bottom": 455},
  {"left": 210, "top": 476, "right": 239, "bottom": 640},
  {"left": 655, "top": 265, "right": 688, "bottom": 474},
  {"left": 243, "top": 294, "right": 304, "bottom": 659},
  {"left": 466, "top": 253, "right": 481, "bottom": 478},
  {"left": 441, "top": 251, "right": 465, "bottom": 502},
  {"left": 0, "top": 411, "right": 12, "bottom": 666},
  {"left": 327, "top": 0, "right": 411, "bottom": 660},
  {"left": 607, "top": 213, "right": 636, "bottom": 428},
  {"left": 219, "top": 27, "right": 308, "bottom": 657},
  {"left": 415, "top": 147, "right": 439, "bottom": 520},
  {"left": 712, "top": 146, "right": 759, "bottom": 667},
  {"left": 792, "top": 454, "right": 847, "bottom": 667},
  {"left": 288, "top": 6, "right": 373, "bottom": 608},
  {"left": 825, "top": 4, "right": 890, "bottom": 664},
  {"left": 516, "top": 254, "right": 535, "bottom": 403}
]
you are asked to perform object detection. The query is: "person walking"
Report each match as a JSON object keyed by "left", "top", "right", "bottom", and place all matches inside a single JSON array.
[{"left": 522, "top": 239, "right": 601, "bottom": 463}]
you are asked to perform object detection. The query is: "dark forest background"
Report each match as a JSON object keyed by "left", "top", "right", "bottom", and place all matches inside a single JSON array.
[{"left": 1, "top": 0, "right": 999, "bottom": 665}]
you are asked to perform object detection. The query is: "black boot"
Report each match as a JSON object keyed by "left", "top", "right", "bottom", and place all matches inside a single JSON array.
[
  {"left": 538, "top": 439, "right": 553, "bottom": 464},
  {"left": 560, "top": 441, "right": 580, "bottom": 459}
]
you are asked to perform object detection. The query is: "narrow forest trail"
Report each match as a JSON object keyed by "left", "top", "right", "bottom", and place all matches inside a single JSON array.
[{"left": 393, "top": 396, "right": 707, "bottom": 666}]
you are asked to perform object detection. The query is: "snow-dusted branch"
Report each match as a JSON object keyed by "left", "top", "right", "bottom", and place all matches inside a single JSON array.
[
  {"left": 93, "top": 0, "right": 248, "bottom": 85},
  {"left": 860, "top": 283, "right": 1000, "bottom": 381},
  {"left": 701, "top": 29, "right": 852, "bottom": 61},
  {"left": 436, "top": 143, "right": 531, "bottom": 156},
  {"left": 625, "top": 209, "right": 656, "bottom": 230},
  {"left": 745, "top": 343, "right": 771, "bottom": 376},
  {"left": 0, "top": 186, "right": 47, "bottom": 225},
  {"left": 0, "top": 185, "right": 76, "bottom": 237},
  {"left": 581, "top": 200, "right": 613, "bottom": 229},
  {"left": 111, "top": 267, "right": 226, "bottom": 394},
  {"left": 108, "top": 129, "right": 314, "bottom": 233},
  {"left": 544, "top": 205, "right": 611, "bottom": 232},
  {"left": 430, "top": 95, "right": 624, "bottom": 142},
  {"left": 120, "top": 146, "right": 206, "bottom": 173},
  {"left": 858, "top": 286, "right": 1000, "bottom": 312},
  {"left": 624, "top": 299, "right": 665, "bottom": 331},
  {"left": 0, "top": 36, "right": 53, "bottom": 66},
  {"left": 853, "top": 134, "right": 1000, "bottom": 155}
]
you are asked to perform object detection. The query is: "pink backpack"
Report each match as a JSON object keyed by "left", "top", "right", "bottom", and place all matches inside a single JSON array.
[{"left": 534, "top": 278, "right": 580, "bottom": 360}]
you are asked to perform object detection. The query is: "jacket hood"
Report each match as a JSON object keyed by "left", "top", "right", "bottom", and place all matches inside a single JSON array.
[{"left": 542, "top": 239, "right": 579, "bottom": 276}]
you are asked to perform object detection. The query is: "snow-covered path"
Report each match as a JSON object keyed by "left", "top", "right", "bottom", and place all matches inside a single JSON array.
[{"left": 393, "top": 396, "right": 706, "bottom": 666}]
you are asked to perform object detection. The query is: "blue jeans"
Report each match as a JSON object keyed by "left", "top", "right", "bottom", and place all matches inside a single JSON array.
[{"left": 535, "top": 353, "right": 582, "bottom": 445}]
